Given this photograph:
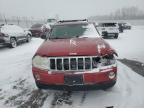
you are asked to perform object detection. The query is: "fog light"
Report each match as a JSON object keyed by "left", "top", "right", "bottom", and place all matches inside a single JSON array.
[
  {"left": 109, "top": 72, "right": 115, "bottom": 79},
  {"left": 35, "top": 74, "right": 40, "bottom": 80}
]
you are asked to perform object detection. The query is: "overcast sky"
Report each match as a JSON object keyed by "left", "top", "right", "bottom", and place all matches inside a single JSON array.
[{"left": 0, "top": 0, "right": 144, "bottom": 19}]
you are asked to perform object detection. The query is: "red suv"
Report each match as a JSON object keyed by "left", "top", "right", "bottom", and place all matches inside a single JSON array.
[
  {"left": 32, "top": 19, "right": 118, "bottom": 90},
  {"left": 29, "top": 23, "right": 50, "bottom": 37}
]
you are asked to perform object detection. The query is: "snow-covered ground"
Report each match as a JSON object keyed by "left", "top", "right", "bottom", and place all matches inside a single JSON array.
[{"left": 0, "top": 26, "right": 144, "bottom": 108}]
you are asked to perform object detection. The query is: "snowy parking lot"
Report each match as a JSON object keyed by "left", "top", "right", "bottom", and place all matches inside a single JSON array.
[{"left": 0, "top": 26, "right": 144, "bottom": 108}]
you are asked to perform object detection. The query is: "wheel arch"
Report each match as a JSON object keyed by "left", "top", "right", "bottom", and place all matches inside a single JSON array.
[
  {"left": 27, "top": 33, "right": 32, "bottom": 36},
  {"left": 10, "top": 37, "right": 17, "bottom": 41}
]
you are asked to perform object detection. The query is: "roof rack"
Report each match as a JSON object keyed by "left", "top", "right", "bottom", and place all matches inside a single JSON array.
[{"left": 58, "top": 19, "right": 88, "bottom": 23}]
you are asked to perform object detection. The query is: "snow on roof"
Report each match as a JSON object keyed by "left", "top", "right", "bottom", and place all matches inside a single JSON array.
[{"left": 0, "top": 24, "right": 24, "bottom": 35}]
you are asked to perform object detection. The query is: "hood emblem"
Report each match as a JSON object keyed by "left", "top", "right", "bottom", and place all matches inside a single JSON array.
[
  {"left": 70, "top": 39, "right": 77, "bottom": 46},
  {"left": 69, "top": 52, "right": 77, "bottom": 55},
  {"left": 97, "top": 44, "right": 106, "bottom": 53},
  {"left": 69, "top": 39, "right": 77, "bottom": 55}
]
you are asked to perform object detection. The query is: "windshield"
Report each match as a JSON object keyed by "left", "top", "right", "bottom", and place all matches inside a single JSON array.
[
  {"left": 99, "top": 23, "right": 117, "bottom": 27},
  {"left": 47, "top": 19, "right": 57, "bottom": 23},
  {"left": 50, "top": 23, "right": 100, "bottom": 39}
]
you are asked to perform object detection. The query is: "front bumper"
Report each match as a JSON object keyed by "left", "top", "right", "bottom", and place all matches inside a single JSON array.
[
  {"left": 30, "top": 30, "right": 43, "bottom": 37},
  {"left": 32, "top": 33, "right": 42, "bottom": 37},
  {"left": 0, "top": 37, "right": 10, "bottom": 45},
  {"left": 32, "top": 66, "right": 117, "bottom": 90},
  {"left": 102, "top": 31, "right": 118, "bottom": 36},
  {"left": 0, "top": 39, "right": 5, "bottom": 44},
  {"left": 36, "top": 80, "right": 116, "bottom": 90}
]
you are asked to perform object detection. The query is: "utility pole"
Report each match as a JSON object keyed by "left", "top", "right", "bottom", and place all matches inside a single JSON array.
[{"left": 3, "top": 15, "right": 7, "bottom": 24}]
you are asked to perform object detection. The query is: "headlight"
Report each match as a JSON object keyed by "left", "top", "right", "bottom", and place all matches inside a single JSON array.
[
  {"left": 0, "top": 33, "right": 9, "bottom": 37},
  {"left": 32, "top": 55, "right": 50, "bottom": 70},
  {"left": 109, "top": 72, "right": 116, "bottom": 79}
]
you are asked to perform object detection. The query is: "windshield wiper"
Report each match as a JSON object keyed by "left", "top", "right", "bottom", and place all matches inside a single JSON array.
[
  {"left": 74, "top": 35, "right": 88, "bottom": 38},
  {"left": 75, "top": 35, "right": 80, "bottom": 38},
  {"left": 50, "top": 37, "right": 67, "bottom": 39}
]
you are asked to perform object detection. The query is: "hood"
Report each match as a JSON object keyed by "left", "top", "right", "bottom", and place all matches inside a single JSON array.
[
  {"left": 36, "top": 37, "right": 117, "bottom": 57},
  {"left": 30, "top": 28, "right": 42, "bottom": 31}
]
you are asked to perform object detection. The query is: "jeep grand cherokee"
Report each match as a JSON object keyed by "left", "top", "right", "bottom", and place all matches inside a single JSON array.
[{"left": 32, "top": 19, "right": 118, "bottom": 90}]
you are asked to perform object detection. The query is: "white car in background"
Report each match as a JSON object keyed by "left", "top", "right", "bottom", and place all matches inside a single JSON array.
[
  {"left": 0, "top": 24, "right": 32, "bottom": 48},
  {"left": 97, "top": 22, "right": 119, "bottom": 39}
]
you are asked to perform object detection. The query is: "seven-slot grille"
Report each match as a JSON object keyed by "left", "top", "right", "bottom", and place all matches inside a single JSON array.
[{"left": 49, "top": 56, "right": 100, "bottom": 71}]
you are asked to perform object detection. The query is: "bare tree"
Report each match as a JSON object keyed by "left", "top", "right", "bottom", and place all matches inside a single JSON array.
[{"left": 88, "top": 6, "right": 144, "bottom": 21}]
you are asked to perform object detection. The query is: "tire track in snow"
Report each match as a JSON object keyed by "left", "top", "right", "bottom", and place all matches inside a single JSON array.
[
  {"left": 18, "top": 90, "right": 50, "bottom": 108},
  {"left": 50, "top": 91, "right": 73, "bottom": 108},
  {"left": 5, "top": 88, "right": 30, "bottom": 106},
  {"left": 4, "top": 79, "right": 30, "bottom": 106},
  {"left": 80, "top": 91, "right": 88, "bottom": 105},
  {"left": 50, "top": 91, "right": 89, "bottom": 108},
  {"left": 4, "top": 80, "right": 51, "bottom": 108}
]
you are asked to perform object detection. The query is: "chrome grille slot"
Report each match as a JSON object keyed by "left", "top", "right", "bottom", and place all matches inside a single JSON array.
[
  {"left": 85, "top": 58, "right": 91, "bottom": 69},
  {"left": 92, "top": 57, "right": 100, "bottom": 68},
  {"left": 49, "top": 56, "right": 100, "bottom": 71},
  {"left": 78, "top": 58, "right": 84, "bottom": 70},
  {"left": 70, "top": 58, "right": 77, "bottom": 70},
  {"left": 64, "top": 58, "right": 69, "bottom": 70},
  {"left": 57, "top": 59, "right": 62, "bottom": 70},
  {"left": 50, "top": 59, "right": 55, "bottom": 69}
]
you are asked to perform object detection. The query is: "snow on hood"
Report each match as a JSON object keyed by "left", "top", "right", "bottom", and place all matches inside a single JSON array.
[
  {"left": 0, "top": 25, "right": 24, "bottom": 35},
  {"left": 36, "top": 38, "right": 116, "bottom": 57}
]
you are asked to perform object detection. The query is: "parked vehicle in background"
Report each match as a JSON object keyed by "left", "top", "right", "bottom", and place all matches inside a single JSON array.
[
  {"left": 29, "top": 23, "right": 50, "bottom": 37},
  {"left": 32, "top": 19, "right": 118, "bottom": 90},
  {"left": 118, "top": 23, "right": 125, "bottom": 33},
  {"left": 47, "top": 18, "right": 57, "bottom": 26},
  {"left": 45, "top": 18, "right": 57, "bottom": 30},
  {"left": 0, "top": 24, "right": 32, "bottom": 48},
  {"left": 123, "top": 23, "right": 132, "bottom": 30},
  {"left": 118, "top": 22, "right": 132, "bottom": 33},
  {"left": 97, "top": 22, "right": 119, "bottom": 39}
]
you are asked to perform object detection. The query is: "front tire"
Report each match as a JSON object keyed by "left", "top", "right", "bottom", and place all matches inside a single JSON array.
[
  {"left": 35, "top": 82, "right": 43, "bottom": 90},
  {"left": 9, "top": 38, "right": 17, "bottom": 48},
  {"left": 26, "top": 34, "right": 31, "bottom": 42},
  {"left": 114, "top": 33, "right": 118, "bottom": 39},
  {"left": 102, "top": 80, "right": 116, "bottom": 90}
]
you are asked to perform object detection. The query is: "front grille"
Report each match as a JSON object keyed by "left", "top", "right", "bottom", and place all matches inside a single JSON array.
[{"left": 49, "top": 56, "right": 101, "bottom": 71}]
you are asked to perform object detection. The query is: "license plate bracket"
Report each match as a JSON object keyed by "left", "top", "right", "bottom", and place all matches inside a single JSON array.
[{"left": 64, "top": 75, "right": 83, "bottom": 86}]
